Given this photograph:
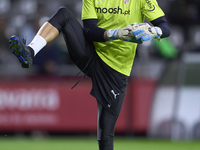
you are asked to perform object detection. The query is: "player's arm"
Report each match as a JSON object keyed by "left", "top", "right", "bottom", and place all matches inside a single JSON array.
[
  {"left": 83, "top": 19, "right": 106, "bottom": 42},
  {"left": 83, "top": 19, "right": 135, "bottom": 42},
  {"left": 135, "top": 0, "right": 171, "bottom": 41},
  {"left": 82, "top": 19, "right": 113, "bottom": 42},
  {"left": 131, "top": 16, "right": 171, "bottom": 42},
  {"left": 83, "top": 19, "right": 141, "bottom": 42},
  {"left": 150, "top": 16, "right": 171, "bottom": 38}
]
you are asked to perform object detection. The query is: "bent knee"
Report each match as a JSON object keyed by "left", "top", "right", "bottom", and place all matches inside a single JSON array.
[{"left": 57, "top": 6, "right": 73, "bottom": 17}]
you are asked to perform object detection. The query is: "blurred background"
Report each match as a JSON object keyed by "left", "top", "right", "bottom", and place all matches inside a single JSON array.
[{"left": 0, "top": 0, "right": 200, "bottom": 145}]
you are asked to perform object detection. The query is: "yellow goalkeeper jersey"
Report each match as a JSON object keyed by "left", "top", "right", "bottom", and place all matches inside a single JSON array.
[{"left": 82, "top": 0, "right": 165, "bottom": 76}]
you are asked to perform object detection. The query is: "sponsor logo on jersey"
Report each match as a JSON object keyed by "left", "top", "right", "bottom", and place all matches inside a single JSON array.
[
  {"left": 145, "top": 0, "right": 155, "bottom": 11},
  {"left": 124, "top": 0, "right": 129, "bottom": 4},
  {"left": 95, "top": 6, "right": 130, "bottom": 15}
]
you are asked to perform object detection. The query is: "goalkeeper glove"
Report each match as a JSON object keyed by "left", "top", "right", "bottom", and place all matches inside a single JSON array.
[
  {"left": 131, "top": 23, "right": 162, "bottom": 42},
  {"left": 107, "top": 25, "right": 143, "bottom": 43},
  {"left": 107, "top": 25, "right": 133, "bottom": 41}
]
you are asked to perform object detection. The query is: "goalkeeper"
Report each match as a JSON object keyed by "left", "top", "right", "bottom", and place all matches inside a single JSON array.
[{"left": 9, "top": 0, "right": 171, "bottom": 150}]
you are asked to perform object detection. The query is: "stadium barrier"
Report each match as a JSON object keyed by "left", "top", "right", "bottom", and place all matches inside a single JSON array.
[{"left": 0, "top": 76, "right": 156, "bottom": 134}]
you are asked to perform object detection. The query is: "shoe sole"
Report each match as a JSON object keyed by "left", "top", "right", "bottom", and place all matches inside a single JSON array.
[{"left": 9, "top": 36, "right": 26, "bottom": 62}]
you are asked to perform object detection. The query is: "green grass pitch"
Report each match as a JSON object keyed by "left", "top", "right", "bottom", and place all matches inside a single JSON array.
[{"left": 1, "top": 136, "right": 200, "bottom": 150}]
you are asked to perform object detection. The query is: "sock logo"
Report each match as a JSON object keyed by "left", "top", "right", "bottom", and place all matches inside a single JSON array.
[{"left": 95, "top": 6, "right": 130, "bottom": 15}]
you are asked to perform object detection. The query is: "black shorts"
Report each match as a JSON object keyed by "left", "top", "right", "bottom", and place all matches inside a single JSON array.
[{"left": 89, "top": 53, "right": 129, "bottom": 117}]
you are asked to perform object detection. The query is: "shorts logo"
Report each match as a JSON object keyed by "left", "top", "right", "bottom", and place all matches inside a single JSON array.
[
  {"left": 145, "top": 0, "right": 155, "bottom": 11},
  {"left": 111, "top": 90, "right": 120, "bottom": 99},
  {"left": 124, "top": 0, "right": 129, "bottom": 4}
]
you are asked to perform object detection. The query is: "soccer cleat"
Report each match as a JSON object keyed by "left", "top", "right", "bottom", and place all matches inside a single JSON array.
[{"left": 9, "top": 35, "right": 34, "bottom": 68}]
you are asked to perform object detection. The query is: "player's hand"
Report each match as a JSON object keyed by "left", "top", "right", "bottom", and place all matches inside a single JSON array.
[
  {"left": 107, "top": 25, "right": 135, "bottom": 41},
  {"left": 130, "top": 23, "right": 162, "bottom": 42}
]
